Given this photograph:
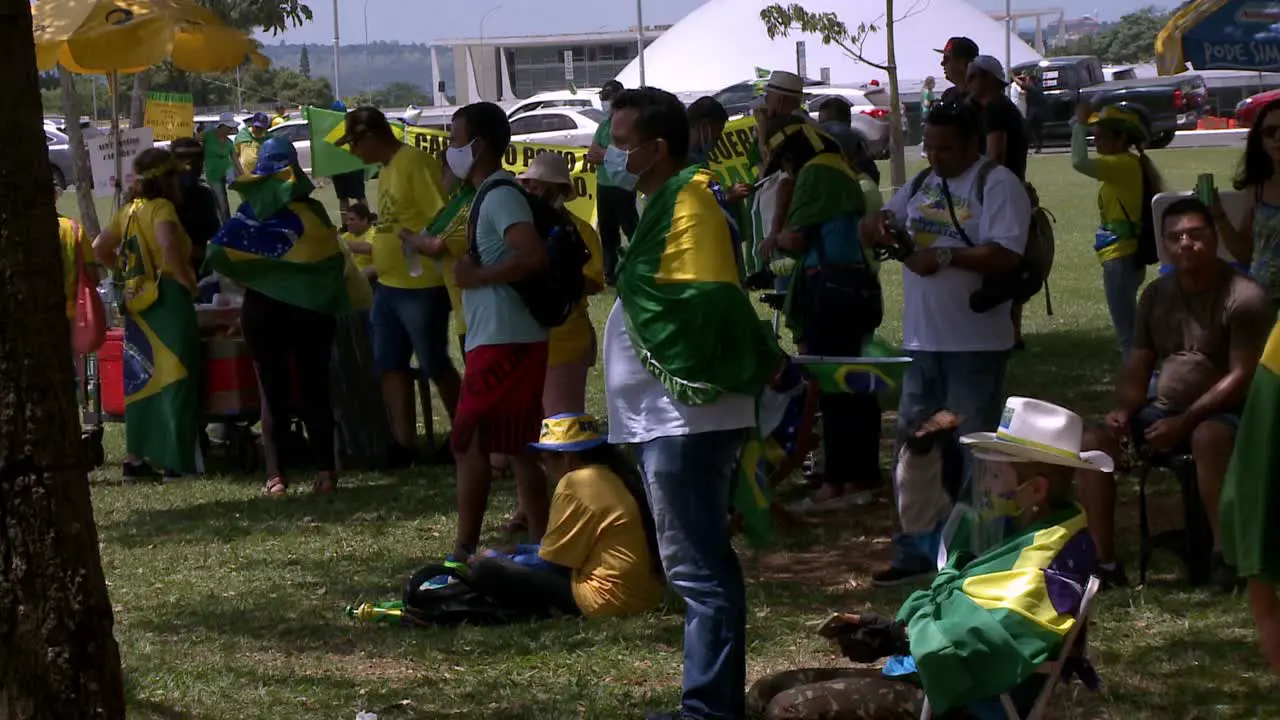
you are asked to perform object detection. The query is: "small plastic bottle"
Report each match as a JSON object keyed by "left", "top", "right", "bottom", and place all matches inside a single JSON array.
[{"left": 345, "top": 601, "right": 404, "bottom": 623}]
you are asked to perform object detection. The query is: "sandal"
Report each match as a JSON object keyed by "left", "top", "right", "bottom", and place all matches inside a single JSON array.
[
  {"left": 312, "top": 472, "right": 338, "bottom": 495},
  {"left": 262, "top": 475, "right": 288, "bottom": 497}
]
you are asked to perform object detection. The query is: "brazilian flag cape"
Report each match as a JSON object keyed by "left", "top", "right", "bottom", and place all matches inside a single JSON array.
[
  {"left": 204, "top": 170, "right": 349, "bottom": 315},
  {"left": 897, "top": 505, "right": 1094, "bottom": 714},
  {"left": 1222, "top": 319, "right": 1280, "bottom": 584},
  {"left": 616, "top": 165, "right": 783, "bottom": 406}
]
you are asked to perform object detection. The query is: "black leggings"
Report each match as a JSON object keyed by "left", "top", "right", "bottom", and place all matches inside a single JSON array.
[
  {"left": 240, "top": 289, "right": 337, "bottom": 475},
  {"left": 468, "top": 557, "right": 581, "bottom": 619}
]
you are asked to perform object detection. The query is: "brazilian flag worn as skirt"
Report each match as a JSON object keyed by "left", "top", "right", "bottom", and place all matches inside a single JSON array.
[{"left": 124, "top": 276, "right": 200, "bottom": 474}]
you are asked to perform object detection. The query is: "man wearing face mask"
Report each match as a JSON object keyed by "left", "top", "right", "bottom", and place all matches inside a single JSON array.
[
  {"left": 339, "top": 106, "right": 458, "bottom": 468},
  {"left": 602, "top": 87, "right": 785, "bottom": 720},
  {"left": 585, "top": 80, "right": 634, "bottom": 286},
  {"left": 424, "top": 101, "right": 554, "bottom": 575}
]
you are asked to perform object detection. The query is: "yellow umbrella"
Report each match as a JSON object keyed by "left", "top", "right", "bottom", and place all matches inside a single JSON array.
[{"left": 33, "top": 0, "right": 269, "bottom": 74}]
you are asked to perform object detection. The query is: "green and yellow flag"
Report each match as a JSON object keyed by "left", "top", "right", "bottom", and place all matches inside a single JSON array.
[
  {"left": 305, "top": 106, "right": 406, "bottom": 178},
  {"left": 616, "top": 165, "right": 783, "bottom": 406},
  {"left": 1221, "top": 319, "right": 1280, "bottom": 583}
]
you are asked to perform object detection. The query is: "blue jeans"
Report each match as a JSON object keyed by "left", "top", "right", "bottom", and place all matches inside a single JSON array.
[
  {"left": 637, "top": 429, "right": 747, "bottom": 720},
  {"left": 370, "top": 284, "right": 453, "bottom": 378},
  {"left": 892, "top": 349, "right": 1010, "bottom": 571},
  {"left": 1102, "top": 257, "right": 1146, "bottom": 363}
]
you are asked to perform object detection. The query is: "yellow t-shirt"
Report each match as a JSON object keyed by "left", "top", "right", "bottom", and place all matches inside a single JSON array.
[
  {"left": 548, "top": 214, "right": 606, "bottom": 366},
  {"left": 342, "top": 228, "right": 375, "bottom": 271},
  {"left": 374, "top": 145, "right": 446, "bottom": 289},
  {"left": 58, "top": 216, "right": 94, "bottom": 320},
  {"left": 1092, "top": 153, "right": 1144, "bottom": 263},
  {"left": 109, "top": 198, "right": 191, "bottom": 278},
  {"left": 538, "top": 464, "right": 664, "bottom": 618},
  {"left": 236, "top": 139, "right": 262, "bottom": 176},
  {"left": 337, "top": 235, "right": 374, "bottom": 311}
]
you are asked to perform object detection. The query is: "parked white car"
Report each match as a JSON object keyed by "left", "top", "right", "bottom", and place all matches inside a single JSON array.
[
  {"left": 507, "top": 88, "right": 604, "bottom": 119},
  {"left": 802, "top": 85, "right": 908, "bottom": 157},
  {"left": 265, "top": 119, "right": 312, "bottom": 175},
  {"left": 509, "top": 108, "right": 604, "bottom": 147}
]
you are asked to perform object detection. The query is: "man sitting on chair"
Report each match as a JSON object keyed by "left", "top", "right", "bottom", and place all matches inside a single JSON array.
[
  {"left": 747, "top": 397, "right": 1102, "bottom": 720},
  {"left": 1076, "top": 198, "right": 1274, "bottom": 590}
]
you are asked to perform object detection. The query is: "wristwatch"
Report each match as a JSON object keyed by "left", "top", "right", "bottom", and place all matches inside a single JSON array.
[{"left": 935, "top": 247, "right": 953, "bottom": 269}]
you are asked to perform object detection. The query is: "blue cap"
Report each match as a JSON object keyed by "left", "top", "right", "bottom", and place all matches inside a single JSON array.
[
  {"left": 331, "top": 100, "right": 347, "bottom": 112},
  {"left": 249, "top": 111, "right": 271, "bottom": 129},
  {"left": 253, "top": 136, "right": 299, "bottom": 176}
]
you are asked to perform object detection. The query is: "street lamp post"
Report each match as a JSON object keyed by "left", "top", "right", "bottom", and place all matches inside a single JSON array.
[
  {"left": 479, "top": 5, "right": 502, "bottom": 101},
  {"left": 332, "top": 0, "right": 341, "bottom": 100},
  {"left": 635, "top": 0, "right": 646, "bottom": 87},
  {"left": 363, "top": 0, "right": 372, "bottom": 98}
]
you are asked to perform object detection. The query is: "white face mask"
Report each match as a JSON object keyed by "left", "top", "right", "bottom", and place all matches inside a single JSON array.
[{"left": 446, "top": 140, "right": 476, "bottom": 181}]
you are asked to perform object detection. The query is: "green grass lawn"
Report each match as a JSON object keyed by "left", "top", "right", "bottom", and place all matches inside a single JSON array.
[{"left": 68, "top": 147, "right": 1280, "bottom": 719}]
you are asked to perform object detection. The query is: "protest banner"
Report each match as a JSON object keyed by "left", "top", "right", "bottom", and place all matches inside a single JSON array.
[
  {"left": 706, "top": 115, "right": 761, "bottom": 189},
  {"left": 404, "top": 125, "right": 600, "bottom": 225},
  {"left": 143, "top": 92, "right": 194, "bottom": 142},
  {"left": 88, "top": 127, "right": 154, "bottom": 198}
]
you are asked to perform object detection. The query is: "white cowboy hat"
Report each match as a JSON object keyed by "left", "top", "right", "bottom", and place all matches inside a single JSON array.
[
  {"left": 959, "top": 396, "right": 1114, "bottom": 472},
  {"left": 516, "top": 152, "right": 578, "bottom": 201},
  {"left": 766, "top": 70, "right": 804, "bottom": 98}
]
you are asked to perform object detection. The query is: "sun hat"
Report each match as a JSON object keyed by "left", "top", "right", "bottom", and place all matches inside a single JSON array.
[
  {"left": 217, "top": 111, "right": 237, "bottom": 130},
  {"left": 935, "top": 36, "right": 980, "bottom": 60},
  {"left": 765, "top": 70, "right": 804, "bottom": 98},
  {"left": 530, "top": 413, "right": 605, "bottom": 452},
  {"left": 959, "top": 396, "right": 1115, "bottom": 472},
  {"left": 516, "top": 152, "right": 578, "bottom": 201},
  {"left": 1088, "top": 102, "right": 1151, "bottom": 143},
  {"left": 968, "top": 55, "right": 1009, "bottom": 85},
  {"left": 249, "top": 111, "right": 270, "bottom": 129}
]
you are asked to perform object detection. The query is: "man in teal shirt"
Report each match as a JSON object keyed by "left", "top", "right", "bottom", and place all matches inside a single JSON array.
[
  {"left": 584, "top": 80, "right": 635, "bottom": 286},
  {"left": 202, "top": 112, "right": 237, "bottom": 222}
]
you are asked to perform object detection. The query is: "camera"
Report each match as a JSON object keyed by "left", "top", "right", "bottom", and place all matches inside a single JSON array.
[{"left": 873, "top": 226, "right": 916, "bottom": 263}]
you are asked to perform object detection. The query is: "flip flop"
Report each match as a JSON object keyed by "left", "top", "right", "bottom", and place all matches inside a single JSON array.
[{"left": 262, "top": 475, "right": 288, "bottom": 497}]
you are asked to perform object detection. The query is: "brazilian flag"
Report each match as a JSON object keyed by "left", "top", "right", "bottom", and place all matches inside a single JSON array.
[
  {"left": 1222, "top": 319, "right": 1280, "bottom": 583},
  {"left": 615, "top": 165, "right": 783, "bottom": 406},
  {"left": 305, "top": 106, "right": 406, "bottom": 178}
]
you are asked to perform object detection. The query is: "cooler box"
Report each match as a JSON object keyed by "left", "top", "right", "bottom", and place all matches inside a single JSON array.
[
  {"left": 99, "top": 328, "right": 126, "bottom": 417},
  {"left": 203, "top": 337, "right": 260, "bottom": 416}
]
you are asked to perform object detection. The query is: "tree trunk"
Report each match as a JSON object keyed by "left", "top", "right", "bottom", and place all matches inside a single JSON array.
[
  {"left": 884, "top": 0, "right": 907, "bottom": 188},
  {"left": 128, "top": 71, "right": 149, "bottom": 129},
  {"left": 58, "top": 67, "right": 101, "bottom": 237},
  {"left": 0, "top": 1, "right": 126, "bottom": 718}
]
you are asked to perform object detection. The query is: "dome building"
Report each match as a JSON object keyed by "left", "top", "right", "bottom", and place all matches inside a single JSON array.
[{"left": 614, "top": 0, "right": 1043, "bottom": 92}]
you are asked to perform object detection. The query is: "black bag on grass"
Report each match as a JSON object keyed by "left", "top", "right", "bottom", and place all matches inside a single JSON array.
[{"left": 400, "top": 563, "right": 524, "bottom": 627}]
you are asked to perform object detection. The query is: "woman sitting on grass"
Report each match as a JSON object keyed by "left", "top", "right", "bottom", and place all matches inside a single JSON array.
[{"left": 463, "top": 413, "right": 665, "bottom": 620}]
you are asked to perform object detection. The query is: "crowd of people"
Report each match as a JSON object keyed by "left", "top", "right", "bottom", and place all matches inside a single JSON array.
[{"left": 53, "top": 31, "right": 1280, "bottom": 719}]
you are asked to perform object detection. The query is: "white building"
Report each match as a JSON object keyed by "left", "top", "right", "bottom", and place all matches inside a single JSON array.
[
  {"left": 614, "top": 0, "right": 1044, "bottom": 92},
  {"left": 435, "top": 27, "right": 669, "bottom": 105}
]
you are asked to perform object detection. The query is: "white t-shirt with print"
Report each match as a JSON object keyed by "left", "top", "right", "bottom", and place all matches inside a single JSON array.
[
  {"left": 603, "top": 299, "right": 756, "bottom": 445},
  {"left": 883, "top": 160, "right": 1031, "bottom": 352}
]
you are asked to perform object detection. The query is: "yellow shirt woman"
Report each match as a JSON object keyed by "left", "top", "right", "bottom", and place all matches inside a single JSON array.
[
  {"left": 538, "top": 464, "right": 665, "bottom": 618},
  {"left": 109, "top": 198, "right": 194, "bottom": 309},
  {"left": 341, "top": 227, "right": 375, "bottom": 272},
  {"left": 548, "top": 214, "right": 606, "bottom": 366},
  {"left": 58, "top": 216, "right": 94, "bottom": 320}
]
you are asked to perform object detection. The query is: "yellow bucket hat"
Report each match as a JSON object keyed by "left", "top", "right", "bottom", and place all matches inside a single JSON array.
[{"left": 531, "top": 413, "right": 606, "bottom": 452}]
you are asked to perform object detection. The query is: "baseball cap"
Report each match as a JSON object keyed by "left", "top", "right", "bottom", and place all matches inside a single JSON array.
[
  {"left": 936, "top": 36, "right": 980, "bottom": 60},
  {"left": 334, "top": 106, "right": 395, "bottom": 147},
  {"left": 968, "top": 55, "right": 1009, "bottom": 84},
  {"left": 217, "top": 111, "right": 237, "bottom": 130},
  {"left": 249, "top": 111, "right": 270, "bottom": 129}
]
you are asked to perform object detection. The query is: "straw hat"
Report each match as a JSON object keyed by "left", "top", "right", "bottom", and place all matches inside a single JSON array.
[
  {"left": 516, "top": 152, "right": 578, "bottom": 201},
  {"left": 959, "top": 397, "right": 1114, "bottom": 472}
]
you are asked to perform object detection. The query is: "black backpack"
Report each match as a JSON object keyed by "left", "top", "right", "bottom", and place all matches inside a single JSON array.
[
  {"left": 400, "top": 563, "right": 524, "bottom": 628},
  {"left": 467, "top": 178, "right": 590, "bottom": 328}
]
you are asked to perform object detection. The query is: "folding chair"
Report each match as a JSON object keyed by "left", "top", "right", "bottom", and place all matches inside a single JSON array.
[{"left": 918, "top": 574, "right": 1102, "bottom": 720}]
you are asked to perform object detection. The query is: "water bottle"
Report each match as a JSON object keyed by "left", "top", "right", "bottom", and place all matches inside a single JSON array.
[
  {"left": 403, "top": 236, "right": 423, "bottom": 278},
  {"left": 344, "top": 601, "right": 404, "bottom": 623}
]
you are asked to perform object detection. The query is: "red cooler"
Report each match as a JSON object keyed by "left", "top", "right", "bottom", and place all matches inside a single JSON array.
[
  {"left": 99, "top": 328, "right": 126, "bottom": 417},
  {"left": 203, "top": 336, "right": 260, "bottom": 416}
]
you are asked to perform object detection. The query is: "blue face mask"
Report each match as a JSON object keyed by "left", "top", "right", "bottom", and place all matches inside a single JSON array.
[{"left": 604, "top": 144, "right": 642, "bottom": 192}]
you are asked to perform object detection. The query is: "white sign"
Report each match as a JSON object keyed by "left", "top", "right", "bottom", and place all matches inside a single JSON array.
[
  {"left": 563, "top": 50, "right": 575, "bottom": 81},
  {"left": 89, "top": 127, "right": 154, "bottom": 198}
]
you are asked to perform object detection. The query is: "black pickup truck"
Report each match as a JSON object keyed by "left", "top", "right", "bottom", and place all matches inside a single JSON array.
[{"left": 1010, "top": 55, "right": 1208, "bottom": 149}]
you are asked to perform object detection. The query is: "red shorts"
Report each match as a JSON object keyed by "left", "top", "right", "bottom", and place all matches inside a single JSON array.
[{"left": 452, "top": 341, "right": 549, "bottom": 455}]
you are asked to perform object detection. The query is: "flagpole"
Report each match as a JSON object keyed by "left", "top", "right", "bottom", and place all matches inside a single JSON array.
[
  {"left": 636, "top": 0, "right": 646, "bottom": 87},
  {"left": 1004, "top": 0, "right": 1012, "bottom": 84},
  {"left": 332, "top": 0, "right": 342, "bottom": 101}
]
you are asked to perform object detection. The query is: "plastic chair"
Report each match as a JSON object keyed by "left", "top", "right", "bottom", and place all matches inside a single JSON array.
[
  {"left": 919, "top": 574, "right": 1103, "bottom": 720},
  {"left": 1137, "top": 454, "right": 1214, "bottom": 586}
]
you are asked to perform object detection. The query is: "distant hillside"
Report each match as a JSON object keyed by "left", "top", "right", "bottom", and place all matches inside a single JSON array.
[{"left": 260, "top": 41, "right": 454, "bottom": 103}]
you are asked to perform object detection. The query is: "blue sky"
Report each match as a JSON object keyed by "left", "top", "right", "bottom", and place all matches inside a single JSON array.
[{"left": 267, "top": 0, "right": 1183, "bottom": 45}]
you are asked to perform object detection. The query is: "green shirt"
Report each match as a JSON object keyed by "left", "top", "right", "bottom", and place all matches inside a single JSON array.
[
  {"left": 202, "top": 129, "right": 234, "bottom": 186},
  {"left": 593, "top": 114, "right": 616, "bottom": 188}
]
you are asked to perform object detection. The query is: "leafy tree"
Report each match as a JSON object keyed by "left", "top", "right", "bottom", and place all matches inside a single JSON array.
[
  {"left": 1053, "top": 7, "right": 1171, "bottom": 64},
  {"left": 299, "top": 44, "right": 311, "bottom": 78},
  {"left": 761, "top": 2, "right": 909, "bottom": 186}
]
